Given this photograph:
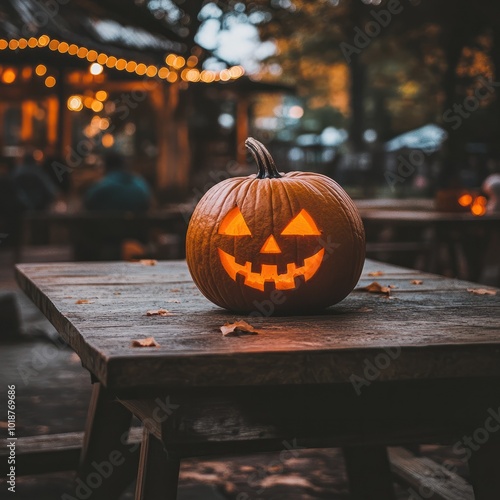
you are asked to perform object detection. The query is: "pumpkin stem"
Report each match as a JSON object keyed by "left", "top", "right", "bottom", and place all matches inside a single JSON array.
[{"left": 245, "top": 137, "right": 282, "bottom": 179}]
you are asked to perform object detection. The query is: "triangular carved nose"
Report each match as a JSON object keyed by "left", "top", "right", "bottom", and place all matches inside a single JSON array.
[{"left": 260, "top": 235, "right": 281, "bottom": 254}]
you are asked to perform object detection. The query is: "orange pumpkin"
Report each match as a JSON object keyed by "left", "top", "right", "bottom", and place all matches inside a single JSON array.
[{"left": 186, "top": 138, "right": 365, "bottom": 314}]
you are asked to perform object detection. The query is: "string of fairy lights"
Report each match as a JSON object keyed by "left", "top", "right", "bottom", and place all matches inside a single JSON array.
[{"left": 0, "top": 34, "right": 245, "bottom": 87}]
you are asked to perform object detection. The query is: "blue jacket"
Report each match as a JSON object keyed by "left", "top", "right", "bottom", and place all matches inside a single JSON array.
[{"left": 85, "top": 171, "right": 151, "bottom": 212}]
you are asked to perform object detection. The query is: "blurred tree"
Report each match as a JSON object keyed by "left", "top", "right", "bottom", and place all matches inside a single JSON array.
[{"left": 220, "top": 0, "right": 500, "bottom": 159}]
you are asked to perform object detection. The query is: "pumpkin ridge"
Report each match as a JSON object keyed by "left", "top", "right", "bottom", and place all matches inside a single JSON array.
[
  {"left": 312, "top": 177, "right": 365, "bottom": 290},
  {"left": 279, "top": 177, "right": 303, "bottom": 274}
]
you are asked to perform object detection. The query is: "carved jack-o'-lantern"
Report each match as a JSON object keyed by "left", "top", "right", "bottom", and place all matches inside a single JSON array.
[
  {"left": 186, "top": 138, "right": 365, "bottom": 314},
  {"left": 217, "top": 206, "right": 324, "bottom": 291}
]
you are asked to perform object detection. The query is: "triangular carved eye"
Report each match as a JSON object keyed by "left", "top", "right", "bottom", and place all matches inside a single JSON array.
[
  {"left": 281, "top": 209, "right": 321, "bottom": 236},
  {"left": 218, "top": 207, "right": 252, "bottom": 236}
]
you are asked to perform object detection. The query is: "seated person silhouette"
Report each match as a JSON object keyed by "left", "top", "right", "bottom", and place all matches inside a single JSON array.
[
  {"left": 80, "top": 153, "right": 152, "bottom": 260},
  {"left": 84, "top": 153, "right": 151, "bottom": 212},
  {"left": 12, "top": 149, "right": 58, "bottom": 211}
]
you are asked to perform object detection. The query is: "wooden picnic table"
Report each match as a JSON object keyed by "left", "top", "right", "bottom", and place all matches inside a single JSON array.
[
  {"left": 18, "top": 207, "right": 192, "bottom": 260},
  {"left": 357, "top": 207, "right": 500, "bottom": 283},
  {"left": 14, "top": 259, "right": 500, "bottom": 499}
]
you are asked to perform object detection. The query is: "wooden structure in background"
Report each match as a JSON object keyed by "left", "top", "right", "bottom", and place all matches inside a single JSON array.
[{"left": 0, "top": 0, "right": 247, "bottom": 192}]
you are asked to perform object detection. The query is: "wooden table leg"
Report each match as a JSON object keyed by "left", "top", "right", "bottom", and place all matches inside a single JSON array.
[
  {"left": 343, "top": 445, "right": 396, "bottom": 500},
  {"left": 468, "top": 443, "right": 500, "bottom": 500},
  {"left": 135, "top": 428, "right": 180, "bottom": 500},
  {"left": 78, "top": 383, "right": 135, "bottom": 499}
]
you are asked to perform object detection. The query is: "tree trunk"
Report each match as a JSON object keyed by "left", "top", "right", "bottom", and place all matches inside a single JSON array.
[{"left": 349, "top": 52, "right": 366, "bottom": 151}]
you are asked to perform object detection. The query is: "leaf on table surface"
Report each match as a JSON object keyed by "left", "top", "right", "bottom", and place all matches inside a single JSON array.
[
  {"left": 165, "top": 298, "right": 180, "bottom": 303},
  {"left": 145, "top": 308, "right": 175, "bottom": 316},
  {"left": 139, "top": 259, "right": 157, "bottom": 266},
  {"left": 131, "top": 336, "right": 160, "bottom": 348},
  {"left": 221, "top": 320, "right": 259, "bottom": 337},
  {"left": 358, "top": 281, "right": 391, "bottom": 295},
  {"left": 75, "top": 299, "right": 94, "bottom": 304},
  {"left": 411, "top": 280, "right": 423, "bottom": 285},
  {"left": 368, "top": 271, "right": 385, "bottom": 277},
  {"left": 467, "top": 288, "right": 497, "bottom": 296}
]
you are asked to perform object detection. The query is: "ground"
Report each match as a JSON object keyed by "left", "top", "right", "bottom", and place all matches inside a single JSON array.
[{"left": 0, "top": 248, "right": 467, "bottom": 499}]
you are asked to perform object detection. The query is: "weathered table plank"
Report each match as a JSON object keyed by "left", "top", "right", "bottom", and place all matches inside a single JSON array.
[{"left": 15, "top": 260, "right": 500, "bottom": 391}]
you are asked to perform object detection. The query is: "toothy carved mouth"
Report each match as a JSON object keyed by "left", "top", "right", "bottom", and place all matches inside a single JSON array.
[{"left": 218, "top": 248, "right": 325, "bottom": 291}]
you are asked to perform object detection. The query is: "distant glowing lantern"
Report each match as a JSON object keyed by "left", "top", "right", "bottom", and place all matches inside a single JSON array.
[
  {"left": 115, "top": 59, "right": 127, "bottom": 71},
  {"left": 229, "top": 65, "right": 244, "bottom": 79},
  {"left": 186, "top": 138, "right": 366, "bottom": 314},
  {"left": 95, "top": 90, "right": 107, "bottom": 101},
  {"left": 105, "top": 56, "right": 117, "bottom": 68},
  {"left": 172, "top": 56, "right": 185, "bottom": 69},
  {"left": 458, "top": 193, "right": 473, "bottom": 207},
  {"left": 89, "top": 63, "right": 103, "bottom": 75},
  {"left": 125, "top": 61, "right": 137, "bottom": 72},
  {"left": 67, "top": 95, "right": 83, "bottom": 112},
  {"left": 33, "top": 149, "right": 44, "bottom": 162},
  {"left": 102, "top": 133, "right": 114, "bottom": 148},
  {"left": 219, "top": 69, "right": 231, "bottom": 81},
  {"left": 471, "top": 196, "right": 487, "bottom": 216},
  {"left": 83, "top": 96, "right": 94, "bottom": 108},
  {"left": 98, "top": 118, "right": 110, "bottom": 130},
  {"left": 44, "top": 76, "right": 56, "bottom": 88},
  {"left": 289, "top": 105, "right": 304, "bottom": 119},
  {"left": 2, "top": 68, "right": 16, "bottom": 84},
  {"left": 21, "top": 67, "right": 32, "bottom": 79},
  {"left": 35, "top": 64, "right": 47, "bottom": 76},
  {"left": 91, "top": 100, "right": 104, "bottom": 112},
  {"left": 166, "top": 72, "right": 178, "bottom": 83},
  {"left": 136, "top": 63, "right": 147, "bottom": 75},
  {"left": 38, "top": 35, "right": 49, "bottom": 47},
  {"left": 85, "top": 50, "right": 97, "bottom": 61},
  {"left": 146, "top": 65, "right": 157, "bottom": 77}
]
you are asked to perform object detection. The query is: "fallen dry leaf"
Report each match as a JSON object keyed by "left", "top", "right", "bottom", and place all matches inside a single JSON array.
[
  {"left": 170, "top": 288, "right": 180, "bottom": 293},
  {"left": 165, "top": 298, "right": 180, "bottom": 303},
  {"left": 139, "top": 259, "right": 157, "bottom": 266},
  {"left": 221, "top": 320, "right": 259, "bottom": 337},
  {"left": 146, "top": 309, "right": 175, "bottom": 316},
  {"left": 467, "top": 288, "right": 497, "bottom": 296},
  {"left": 113, "top": 292, "right": 121, "bottom": 295},
  {"left": 368, "top": 271, "right": 385, "bottom": 277},
  {"left": 411, "top": 280, "right": 423, "bottom": 285},
  {"left": 75, "top": 299, "right": 94, "bottom": 304},
  {"left": 388, "top": 284, "right": 397, "bottom": 289},
  {"left": 131, "top": 337, "right": 160, "bottom": 348},
  {"left": 357, "top": 307, "right": 373, "bottom": 312},
  {"left": 358, "top": 281, "right": 391, "bottom": 295}
]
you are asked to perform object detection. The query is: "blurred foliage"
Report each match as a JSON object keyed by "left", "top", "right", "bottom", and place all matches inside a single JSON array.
[{"left": 211, "top": 0, "right": 500, "bottom": 156}]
